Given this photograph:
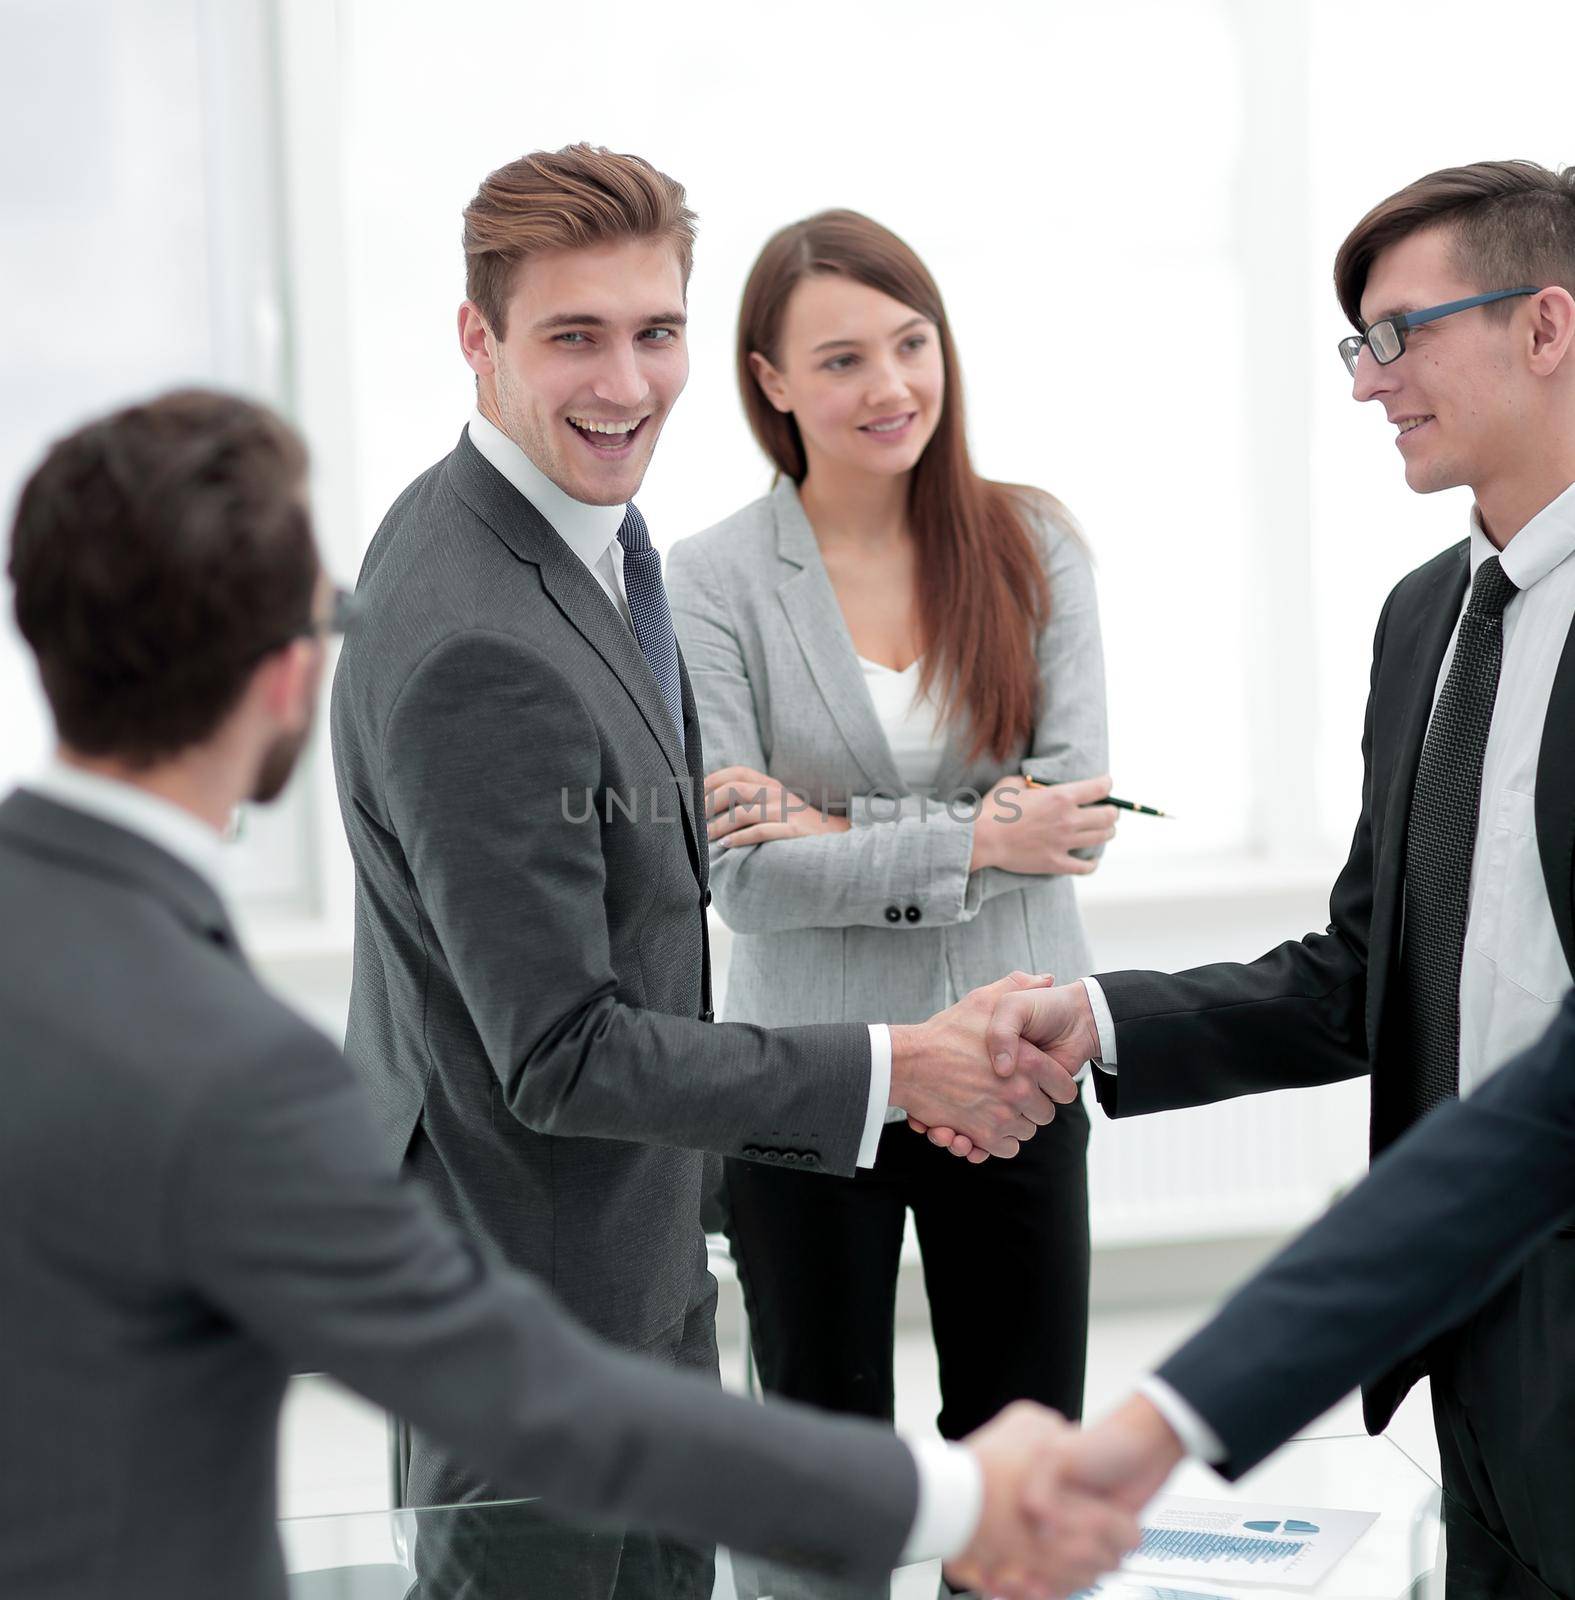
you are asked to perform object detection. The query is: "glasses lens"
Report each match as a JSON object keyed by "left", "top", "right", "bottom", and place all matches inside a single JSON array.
[
  {"left": 329, "top": 587, "right": 358, "bottom": 635},
  {"left": 1339, "top": 337, "right": 1362, "bottom": 376},
  {"left": 1369, "top": 321, "right": 1402, "bottom": 364}
]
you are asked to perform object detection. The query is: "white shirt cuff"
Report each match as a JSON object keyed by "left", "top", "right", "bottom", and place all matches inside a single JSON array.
[
  {"left": 859, "top": 1025, "right": 892, "bottom": 1168},
  {"left": 1081, "top": 976, "right": 1119, "bottom": 1072},
  {"left": 1138, "top": 1376, "right": 1227, "bottom": 1464},
  {"left": 899, "top": 1434, "right": 984, "bottom": 1563}
]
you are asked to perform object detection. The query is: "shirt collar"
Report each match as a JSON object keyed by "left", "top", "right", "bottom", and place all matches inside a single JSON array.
[
  {"left": 1468, "top": 478, "right": 1575, "bottom": 592},
  {"left": 467, "top": 407, "right": 627, "bottom": 570},
  {"left": 24, "top": 760, "right": 229, "bottom": 898}
]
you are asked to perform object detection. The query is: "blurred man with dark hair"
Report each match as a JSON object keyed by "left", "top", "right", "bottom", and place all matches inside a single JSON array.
[{"left": 0, "top": 388, "right": 1136, "bottom": 1600}]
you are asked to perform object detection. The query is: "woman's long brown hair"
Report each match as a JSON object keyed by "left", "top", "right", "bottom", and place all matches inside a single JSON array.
[{"left": 737, "top": 209, "right": 1060, "bottom": 765}]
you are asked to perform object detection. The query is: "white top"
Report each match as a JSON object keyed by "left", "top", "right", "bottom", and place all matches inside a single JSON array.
[
  {"left": 857, "top": 654, "right": 946, "bottom": 793},
  {"left": 1088, "top": 477, "right": 1575, "bottom": 1465},
  {"left": 861, "top": 654, "right": 952, "bottom": 1125}
]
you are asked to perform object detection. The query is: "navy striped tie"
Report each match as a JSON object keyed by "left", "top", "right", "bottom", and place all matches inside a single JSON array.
[{"left": 617, "top": 504, "right": 684, "bottom": 747}]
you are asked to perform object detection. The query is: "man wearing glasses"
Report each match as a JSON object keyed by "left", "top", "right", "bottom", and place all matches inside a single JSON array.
[{"left": 975, "top": 159, "right": 1575, "bottom": 1595}]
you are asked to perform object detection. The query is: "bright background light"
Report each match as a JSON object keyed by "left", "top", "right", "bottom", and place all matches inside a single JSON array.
[{"left": 2, "top": 0, "right": 1571, "bottom": 1247}]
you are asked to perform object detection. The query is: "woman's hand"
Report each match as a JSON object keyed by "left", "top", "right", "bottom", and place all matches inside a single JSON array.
[
  {"left": 704, "top": 765, "right": 852, "bottom": 849},
  {"left": 970, "top": 773, "right": 1117, "bottom": 876}
]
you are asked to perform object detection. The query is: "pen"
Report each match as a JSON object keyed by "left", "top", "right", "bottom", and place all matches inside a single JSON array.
[{"left": 1022, "top": 775, "right": 1175, "bottom": 819}]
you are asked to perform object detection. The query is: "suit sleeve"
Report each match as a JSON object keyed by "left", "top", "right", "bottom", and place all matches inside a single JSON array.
[
  {"left": 381, "top": 629, "right": 869, "bottom": 1171},
  {"left": 1156, "top": 986, "right": 1575, "bottom": 1478},
  {"left": 1089, "top": 587, "right": 1399, "bottom": 1117},
  {"left": 666, "top": 514, "right": 1108, "bottom": 934},
  {"left": 169, "top": 1036, "right": 918, "bottom": 1578}
]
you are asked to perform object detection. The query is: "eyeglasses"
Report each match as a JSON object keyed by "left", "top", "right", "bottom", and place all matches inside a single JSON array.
[
  {"left": 292, "top": 585, "right": 359, "bottom": 643},
  {"left": 252, "top": 585, "right": 358, "bottom": 662},
  {"left": 1338, "top": 287, "right": 1540, "bottom": 377}
]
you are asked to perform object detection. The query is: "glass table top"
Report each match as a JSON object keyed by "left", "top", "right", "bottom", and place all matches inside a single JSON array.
[{"left": 278, "top": 1431, "right": 1537, "bottom": 1600}]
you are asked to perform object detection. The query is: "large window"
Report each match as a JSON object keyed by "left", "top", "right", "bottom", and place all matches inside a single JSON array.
[
  {"left": 337, "top": 0, "right": 1257, "bottom": 870},
  {"left": 7, "top": 0, "right": 1568, "bottom": 1238},
  {"left": 0, "top": 0, "right": 326, "bottom": 922},
  {"left": 1306, "top": 0, "right": 1575, "bottom": 835}
]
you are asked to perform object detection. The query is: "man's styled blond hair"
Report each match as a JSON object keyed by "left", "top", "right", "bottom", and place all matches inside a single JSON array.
[{"left": 462, "top": 143, "right": 697, "bottom": 337}]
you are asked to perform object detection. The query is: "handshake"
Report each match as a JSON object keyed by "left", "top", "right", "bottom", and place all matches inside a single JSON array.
[
  {"left": 947, "top": 1394, "right": 1186, "bottom": 1599},
  {"left": 889, "top": 974, "right": 1102, "bottom": 1162}
]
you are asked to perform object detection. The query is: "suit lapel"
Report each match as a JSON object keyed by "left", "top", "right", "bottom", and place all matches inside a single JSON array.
[
  {"left": 772, "top": 481, "right": 904, "bottom": 796},
  {"left": 1368, "top": 546, "right": 1470, "bottom": 1023},
  {"left": 1535, "top": 609, "right": 1575, "bottom": 973},
  {"left": 445, "top": 433, "right": 699, "bottom": 849}
]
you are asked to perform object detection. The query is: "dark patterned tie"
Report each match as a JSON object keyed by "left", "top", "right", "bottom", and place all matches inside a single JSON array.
[
  {"left": 1397, "top": 553, "right": 1518, "bottom": 1128},
  {"left": 616, "top": 504, "right": 684, "bottom": 747}
]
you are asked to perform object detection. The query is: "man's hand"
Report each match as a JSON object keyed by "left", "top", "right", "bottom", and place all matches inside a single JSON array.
[
  {"left": 1052, "top": 1394, "right": 1185, "bottom": 1517},
  {"left": 890, "top": 974, "right": 1079, "bottom": 1162},
  {"left": 986, "top": 979, "right": 1102, "bottom": 1081},
  {"left": 947, "top": 1402, "right": 1141, "bottom": 1600},
  {"left": 905, "top": 976, "right": 1093, "bottom": 1161},
  {"left": 704, "top": 764, "right": 850, "bottom": 846}
]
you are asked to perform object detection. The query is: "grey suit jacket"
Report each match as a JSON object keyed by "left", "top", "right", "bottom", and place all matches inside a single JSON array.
[
  {"left": 0, "top": 790, "right": 917, "bottom": 1599},
  {"left": 330, "top": 433, "right": 871, "bottom": 1354},
  {"left": 667, "top": 478, "right": 1108, "bottom": 1026}
]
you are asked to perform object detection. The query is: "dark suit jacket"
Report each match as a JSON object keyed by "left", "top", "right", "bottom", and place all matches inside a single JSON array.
[
  {"left": 0, "top": 790, "right": 916, "bottom": 1600},
  {"left": 1091, "top": 540, "right": 1575, "bottom": 1427},
  {"left": 330, "top": 431, "right": 871, "bottom": 1353},
  {"left": 1157, "top": 985, "right": 1575, "bottom": 1479}
]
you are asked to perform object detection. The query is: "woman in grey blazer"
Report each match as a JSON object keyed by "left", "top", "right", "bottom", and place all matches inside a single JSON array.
[{"left": 666, "top": 211, "right": 1113, "bottom": 1521}]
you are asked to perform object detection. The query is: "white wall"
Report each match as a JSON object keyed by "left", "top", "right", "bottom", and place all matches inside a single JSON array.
[{"left": 6, "top": 0, "right": 1573, "bottom": 1246}]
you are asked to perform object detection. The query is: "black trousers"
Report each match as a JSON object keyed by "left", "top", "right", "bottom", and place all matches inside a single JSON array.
[
  {"left": 725, "top": 1097, "right": 1091, "bottom": 1441},
  {"left": 407, "top": 1280, "right": 719, "bottom": 1600},
  {"left": 1428, "top": 1230, "right": 1575, "bottom": 1600}
]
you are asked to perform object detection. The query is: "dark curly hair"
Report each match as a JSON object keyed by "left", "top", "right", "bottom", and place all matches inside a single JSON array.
[{"left": 8, "top": 389, "right": 318, "bottom": 766}]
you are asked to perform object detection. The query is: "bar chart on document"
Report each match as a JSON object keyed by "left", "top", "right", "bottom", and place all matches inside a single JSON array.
[{"left": 1085, "top": 1495, "right": 1379, "bottom": 1593}]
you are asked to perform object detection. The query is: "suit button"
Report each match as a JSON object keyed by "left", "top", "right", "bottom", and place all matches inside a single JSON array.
[
  {"left": 742, "top": 1145, "right": 762, "bottom": 1159},
  {"left": 781, "top": 1152, "right": 800, "bottom": 1165},
  {"left": 800, "top": 1153, "right": 820, "bottom": 1169},
  {"left": 884, "top": 905, "right": 902, "bottom": 923},
  {"left": 904, "top": 905, "right": 922, "bottom": 923},
  {"left": 702, "top": 889, "right": 712, "bottom": 908}
]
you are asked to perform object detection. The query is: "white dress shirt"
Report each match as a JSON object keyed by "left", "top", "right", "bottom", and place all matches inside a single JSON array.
[
  {"left": 1087, "top": 481, "right": 1575, "bottom": 1464},
  {"left": 468, "top": 408, "right": 633, "bottom": 628},
  {"left": 24, "top": 759, "right": 229, "bottom": 893}
]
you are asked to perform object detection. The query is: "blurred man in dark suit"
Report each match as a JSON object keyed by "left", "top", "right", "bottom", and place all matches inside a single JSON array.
[{"left": 0, "top": 390, "right": 1135, "bottom": 1600}]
